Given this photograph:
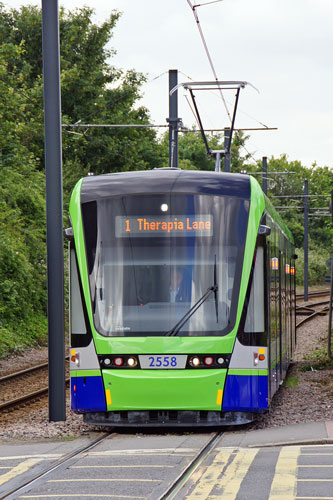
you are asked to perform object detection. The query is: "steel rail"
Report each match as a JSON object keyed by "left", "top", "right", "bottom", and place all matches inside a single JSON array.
[
  {"left": 0, "top": 432, "right": 110, "bottom": 500},
  {"left": 296, "top": 290, "right": 330, "bottom": 300},
  {"left": 157, "top": 431, "right": 223, "bottom": 500},
  {"left": 0, "top": 378, "right": 70, "bottom": 412},
  {"left": 296, "top": 306, "right": 329, "bottom": 328},
  {"left": 0, "top": 356, "right": 69, "bottom": 384},
  {"left": 0, "top": 361, "right": 49, "bottom": 383},
  {"left": 296, "top": 300, "right": 330, "bottom": 313}
]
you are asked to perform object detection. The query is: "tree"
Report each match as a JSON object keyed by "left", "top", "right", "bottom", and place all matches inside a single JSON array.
[
  {"left": 0, "top": 42, "right": 46, "bottom": 356},
  {"left": 0, "top": 4, "right": 162, "bottom": 356},
  {"left": 0, "top": 4, "right": 162, "bottom": 198},
  {"left": 157, "top": 129, "right": 250, "bottom": 172}
]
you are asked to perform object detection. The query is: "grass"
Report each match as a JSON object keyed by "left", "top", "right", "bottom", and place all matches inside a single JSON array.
[
  {"left": 284, "top": 375, "right": 299, "bottom": 388},
  {"left": 302, "top": 348, "right": 333, "bottom": 370}
]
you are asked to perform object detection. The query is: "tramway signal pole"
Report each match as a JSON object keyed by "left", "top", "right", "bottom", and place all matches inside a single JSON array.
[
  {"left": 42, "top": 0, "right": 66, "bottom": 422},
  {"left": 168, "top": 70, "right": 179, "bottom": 169},
  {"left": 303, "top": 179, "right": 309, "bottom": 302},
  {"left": 328, "top": 254, "right": 333, "bottom": 360},
  {"left": 262, "top": 156, "right": 268, "bottom": 195}
]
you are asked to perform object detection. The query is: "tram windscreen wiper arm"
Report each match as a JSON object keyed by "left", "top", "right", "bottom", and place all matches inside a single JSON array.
[
  {"left": 214, "top": 255, "right": 218, "bottom": 324},
  {"left": 166, "top": 284, "right": 218, "bottom": 337}
]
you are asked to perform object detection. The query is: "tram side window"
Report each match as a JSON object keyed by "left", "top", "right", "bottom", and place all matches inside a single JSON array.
[
  {"left": 244, "top": 245, "right": 265, "bottom": 335},
  {"left": 70, "top": 248, "right": 86, "bottom": 335}
]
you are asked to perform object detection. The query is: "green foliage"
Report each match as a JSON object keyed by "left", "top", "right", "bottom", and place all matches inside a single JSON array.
[
  {"left": 284, "top": 375, "right": 299, "bottom": 388},
  {"left": 302, "top": 348, "right": 333, "bottom": 370},
  {"left": 294, "top": 246, "right": 330, "bottom": 286},
  {"left": 0, "top": 3, "right": 162, "bottom": 356},
  {"left": 158, "top": 129, "right": 250, "bottom": 172},
  {"left": 0, "top": 40, "right": 47, "bottom": 355},
  {"left": 262, "top": 156, "right": 332, "bottom": 285},
  {"left": 0, "top": 4, "right": 162, "bottom": 194}
]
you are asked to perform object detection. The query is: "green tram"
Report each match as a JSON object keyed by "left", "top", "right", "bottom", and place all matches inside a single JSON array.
[{"left": 67, "top": 168, "right": 296, "bottom": 426}]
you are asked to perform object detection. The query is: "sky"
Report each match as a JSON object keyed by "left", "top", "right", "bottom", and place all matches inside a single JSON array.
[{"left": 5, "top": 0, "right": 333, "bottom": 169}]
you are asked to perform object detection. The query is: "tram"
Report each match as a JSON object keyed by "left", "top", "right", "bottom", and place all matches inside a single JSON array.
[{"left": 67, "top": 168, "right": 296, "bottom": 426}]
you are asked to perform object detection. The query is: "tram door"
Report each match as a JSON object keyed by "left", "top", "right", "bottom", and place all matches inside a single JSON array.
[
  {"left": 268, "top": 224, "right": 280, "bottom": 397},
  {"left": 280, "top": 249, "right": 288, "bottom": 381}
]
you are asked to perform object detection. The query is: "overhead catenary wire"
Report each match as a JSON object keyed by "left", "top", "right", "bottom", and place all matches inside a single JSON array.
[
  {"left": 62, "top": 123, "right": 169, "bottom": 128},
  {"left": 149, "top": 70, "right": 193, "bottom": 83},
  {"left": 184, "top": 0, "right": 280, "bottom": 166},
  {"left": 193, "top": 0, "right": 224, "bottom": 7},
  {"left": 186, "top": 0, "right": 231, "bottom": 121}
]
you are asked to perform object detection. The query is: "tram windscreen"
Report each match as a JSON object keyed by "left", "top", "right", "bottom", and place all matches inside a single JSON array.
[{"left": 82, "top": 194, "right": 249, "bottom": 337}]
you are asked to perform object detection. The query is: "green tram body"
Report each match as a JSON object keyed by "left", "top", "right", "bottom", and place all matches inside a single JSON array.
[{"left": 68, "top": 169, "right": 296, "bottom": 426}]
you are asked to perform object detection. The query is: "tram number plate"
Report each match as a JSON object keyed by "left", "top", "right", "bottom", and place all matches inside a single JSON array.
[{"left": 139, "top": 355, "right": 187, "bottom": 369}]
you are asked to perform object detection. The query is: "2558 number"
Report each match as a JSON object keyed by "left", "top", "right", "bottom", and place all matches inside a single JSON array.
[{"left": 148, "top": 356, "right": 178, "bottom": 368}]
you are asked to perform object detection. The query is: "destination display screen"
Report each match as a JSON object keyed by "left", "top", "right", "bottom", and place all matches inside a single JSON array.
[{"left": 115, "top": 215, "right": 213, "bottom": 238}]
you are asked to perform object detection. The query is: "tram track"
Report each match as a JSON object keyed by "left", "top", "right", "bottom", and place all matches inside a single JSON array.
[
  {"left": 0, "top": 430, "right": 223, "bottom": 500},
  {"left": 0, "top": 359, "right": 69, "bottom": 413},
  {"left": 157, "top": 431, "right": 223, "bottom": 500},
  {"left": 0, "top": 432, "right": 110, "bottom": 500},
  {"left": 296, "top": 289, "right": 330, "bottom": 301},
  {"left": 296, "top": 303, "right": 330, "bottom": 328}
]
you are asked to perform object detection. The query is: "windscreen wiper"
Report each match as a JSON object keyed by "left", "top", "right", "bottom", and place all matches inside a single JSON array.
[
  {"left": 166, "top": 259, "right": 218, "bottom": 337},
  {"left": 214, "top": 254, "right": 218, "bottom": 324},
  {"left": 165, "top": 285, "right": 218, "bottom": 337}
]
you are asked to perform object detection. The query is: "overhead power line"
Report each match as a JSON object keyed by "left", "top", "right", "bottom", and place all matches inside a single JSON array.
[
  {"left": 193, "top": 0, "right": 224, "bottom": 7},
  {"left": 62, "top": 123, "right": 169, "bottom": 129},
  {"left": 186, "top": 0, "right": 231, "bottom": 121}
]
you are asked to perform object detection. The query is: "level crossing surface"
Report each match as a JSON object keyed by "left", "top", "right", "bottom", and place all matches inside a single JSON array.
[{"left": 0, "top": 420, "right": 332, "bottom": 500}]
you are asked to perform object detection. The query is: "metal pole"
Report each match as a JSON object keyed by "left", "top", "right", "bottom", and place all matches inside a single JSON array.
[
  {"left": 188, "top": 88, "right": 211, "bottom": 156},
  {"left": 224, "top": 127, "right": 231, "bottom": 172},
  {"left": 262, "top": 156, "right": 268, "bottom": 195},
  {"left": 328, "top": 256, "right": 333, "bottom": 360},
  {"left": 214, "top": 151, "right": 221, "bottom": 172},
  {"left": 168, "top": 69, "right": 178, "bottom": 169},
  {"left": 42, "top": 0, "right": 66, "bottom": 421},
  {"left": 303, "top": 179, "right": 309, "bottom": 302}
]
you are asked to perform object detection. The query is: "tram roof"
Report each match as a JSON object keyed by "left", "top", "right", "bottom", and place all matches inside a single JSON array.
[{"left": 80, "top": 168, "right": 252, "bottom": 203}]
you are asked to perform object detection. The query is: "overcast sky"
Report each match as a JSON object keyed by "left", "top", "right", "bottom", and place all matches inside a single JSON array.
[{"left": 5, "top": 0, "right": 333, "bottom": 168}]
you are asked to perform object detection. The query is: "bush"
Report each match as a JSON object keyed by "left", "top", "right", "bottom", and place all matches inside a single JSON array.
[{"left": 295, "top": 246, "right": 330, "bottom": 286}]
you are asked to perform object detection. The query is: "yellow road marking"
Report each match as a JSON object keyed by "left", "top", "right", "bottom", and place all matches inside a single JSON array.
[
  {"left": 186, "top": 448, "right": 258, "bottom": 499},
  {"left": 298, "top": 479, "right": 333, "bottom": 481},
  {"left": 48, "top": 478, "right": 160, "bottom": 483},
  {"left": 20, "top": 495, "right": 145, "bottom": 499},
  {"left": 185, "top": 448, "right": 234, "bottom": 499},
  {"left": 0, "top": 458, "right": 42, "bottom": 486},
  {"left": 0, "top": 455, "right": 61, "bottom": 460},
  {"left": 71, "top": 465, "right": 174, "bottom": 468},
  {"left": 269, "top": 446, "right": 300, "bottom": 500},
  {"left": 208, "top": 448, "right": 259, "bottom": 499}
]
